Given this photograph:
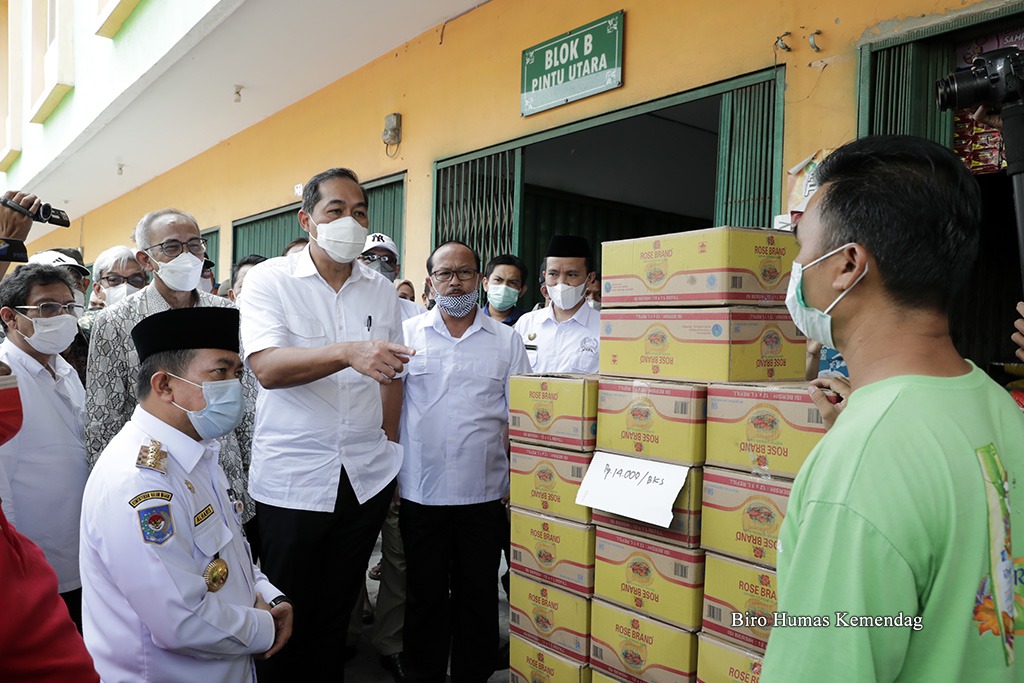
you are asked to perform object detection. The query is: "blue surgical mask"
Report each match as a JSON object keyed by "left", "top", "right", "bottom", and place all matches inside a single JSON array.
[
  {"left": 486, "top": 284, "right": 519, "bottom": 311},
  {"left": 169, "top": 374, "right": 244, "bottom": 441},
  {"left": 785, "top": 242, "right": 868, "bottom": 349}
]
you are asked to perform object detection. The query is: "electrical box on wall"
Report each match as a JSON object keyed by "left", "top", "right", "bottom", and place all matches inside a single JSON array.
[{"left": 382, "top": 113, "right": 402, "bottom": 145}]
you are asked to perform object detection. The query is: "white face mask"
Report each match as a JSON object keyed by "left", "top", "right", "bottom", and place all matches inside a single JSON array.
[
  {"left": 103, "top": 283, "right": 141, "bottom": 307},
  {"left": 73, "top": 290, "right": 86, "bottom": 309},
  {"left": 784, "top": 242, "right": 868, "bottom": 349},
  {"left": 310, "top": 216, "right": 368, "bottom": 265},
  {"left": 199, "top": 278, "right": 216, "bottom": 294},
  {"left": 153, "top": 252, "right": 204, "bottom": 292},
  {"left": 16, "top": 311, "right": 79, "bottom": 355},
  {"left": 548, "top": 282, "right": 586, "bottom": 311}
]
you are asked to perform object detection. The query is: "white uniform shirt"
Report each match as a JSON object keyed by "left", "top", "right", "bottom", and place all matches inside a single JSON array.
[
  {"left": 80, "top": 407, "right": 277, "bottom": 683},
  {"left": 513, "top": 302, "right": 601, "bottom": 374},
  {"left": 400, "top": 308, "right": 531, "bottom": 505},
  {"left": 0, "top": 339, "right": 87, "bottom": 592},
  {"left": 399, "top": 297, "right": 425, "bottom": 321},
  {"left": 240, "top": 248, "right": 404, "bottom": 511}
]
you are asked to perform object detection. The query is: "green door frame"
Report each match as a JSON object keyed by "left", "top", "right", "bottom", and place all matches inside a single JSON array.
[
  {"left": 856, "top": 4, "right": 1024, "bottom": 137},
  {"left": 432, "top": 66, "right": 787, "bottom": 245}
]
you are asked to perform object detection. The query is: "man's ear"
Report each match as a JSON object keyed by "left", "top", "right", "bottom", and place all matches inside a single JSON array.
[
  {"left": 517, "top": 284, "right": 529, "bottom": 299},
  {"left": 136, "top": 250, "right": 156, "bottom": 272},
  {"left": 298, "top": 210, "right": 313, "bottom": 236},
  {"left": 150, "top": 371, "right": 174, "bottom": 403},
  {"left": 832, "top": 245, "right": 868, "bottom": 291}
]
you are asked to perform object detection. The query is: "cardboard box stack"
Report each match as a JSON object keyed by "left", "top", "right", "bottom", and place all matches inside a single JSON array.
[{"left": 508, "top": 374, "right": 598, "bottom": 680}]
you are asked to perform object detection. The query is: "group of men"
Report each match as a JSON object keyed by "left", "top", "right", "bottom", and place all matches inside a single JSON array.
[
  {"left": 5, "top": 132, "right": 1024, "bottom": 683},
  {"left": 0, "top": 166, "right": 602, "bottom": 683}
]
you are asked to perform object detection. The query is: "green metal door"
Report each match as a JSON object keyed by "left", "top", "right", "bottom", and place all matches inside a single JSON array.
[
  {"left": 364, "top": 174, "right": 407, "bottom": 276},
  {"left": 714, "top": 75, "right": 784, "bottom": 227},
  {"left": 201, "top": 228, "right": 220, "bottom": 267}
]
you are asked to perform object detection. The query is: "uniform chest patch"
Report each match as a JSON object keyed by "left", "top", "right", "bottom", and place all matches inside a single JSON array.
[
  {"left": 194, "top": 504, "right": 214, "bottom": 527},
  {"left": 138, "top": 504, "right": 175, "bottom": 545}
]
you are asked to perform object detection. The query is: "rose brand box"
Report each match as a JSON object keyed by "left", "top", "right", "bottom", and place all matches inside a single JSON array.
[
  {"left": 700, "top": 468, "right": 791, "bottom": 568},
  {"left": 510, "top": 443, "right": 593, "bottom": 524},
  {"left": 590, "top": 599, "right": 698, "bottom": 683},
  {"left": 510, "top": 374, "right": 599, "bottom": 451},
  {"left": 599, "top": 308, "right": 804, "bottom": 383},
  {"left": 510, "top": 572, "right": 591, "bottom": 663},
  {"left": 591, "top": 467, "right": 702, "bottom": 548},
  {"left": 696, "top": 632, "right": 764, "bottom": 683},
  {"left": 511, "top": 508, "right": 596, "bottom": 596},
  {"left": 594, "top": 528, "right": 704, "bottom": 630},
  {"left": 596, "top": 378, "right": 706, "bottom": 464},
  {"left": 510, "top": 635, "right": 592, "bottom": 683},
  {"left": 601, "top": 228, "right": 797, "bottom": 308},
  {"left": 701, "top": 553, "right": 778, "bottom": 654},
  {"left": 706, "top": 382, "right": 825, "bottom": 479}
]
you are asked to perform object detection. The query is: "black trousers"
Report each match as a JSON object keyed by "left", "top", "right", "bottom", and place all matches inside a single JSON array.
[
  {"left": 61, "top": 588, "right": 82, "bottom": 633},
  {"left": 400, "top": 499, "right": 504, "bottom": 683},
  {"left": 255, "top": 471, "right": 395, "bottom": 683}
]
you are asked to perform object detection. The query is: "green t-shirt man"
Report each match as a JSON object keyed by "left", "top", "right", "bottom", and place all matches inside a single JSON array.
[{"left": 762, "top": 364, "right": 1024, "bottom": 681}]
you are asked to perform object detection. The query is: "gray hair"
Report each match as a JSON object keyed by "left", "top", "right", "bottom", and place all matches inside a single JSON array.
[
  {"left": 133, "top": 208, "right": 199, "bottom": 250},
  {"left": 92, "top": 245, "right": 139, "bottom": 282}
]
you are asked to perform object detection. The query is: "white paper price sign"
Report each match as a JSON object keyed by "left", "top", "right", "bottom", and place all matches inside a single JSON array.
[{"left": 575, "top": 451, "right": 690, "bottom": 528}]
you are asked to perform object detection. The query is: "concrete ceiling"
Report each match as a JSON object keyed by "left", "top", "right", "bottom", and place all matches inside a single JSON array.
[{"left": 27, "top": 0, "right": 488, "bottom": 242}]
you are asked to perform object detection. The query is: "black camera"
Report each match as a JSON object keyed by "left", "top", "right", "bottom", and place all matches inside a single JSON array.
[
  {"left": 0, "top": 196, "right": 70, "bottom": 227},
  {"left": 936, "top": 47, "right": 1024, "bottom": 113}
]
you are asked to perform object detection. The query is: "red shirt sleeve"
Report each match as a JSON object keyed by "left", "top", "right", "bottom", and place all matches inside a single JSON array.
[{"left": 0, "top": 505, "right": 99, "bottom": 682}]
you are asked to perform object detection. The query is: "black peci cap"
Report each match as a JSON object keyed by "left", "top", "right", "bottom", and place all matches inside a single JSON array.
[
  {"left": 545, "top": 235, "right": 593, "bottom": 262},
  {"left": 131, "top": 308, "right": 240, "bottom": 363}
]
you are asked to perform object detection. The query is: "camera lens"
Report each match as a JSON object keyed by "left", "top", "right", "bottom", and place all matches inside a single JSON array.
[
  {"left": 36, "top": 203, "right": 52, "bottom": 222},
  {"left": 936, "top": 68, "right": 993, "bottom": 112}
]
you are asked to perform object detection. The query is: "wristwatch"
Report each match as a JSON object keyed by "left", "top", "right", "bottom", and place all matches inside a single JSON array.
[{"left": 269, "top": 595, "right": 292, "bottom": 608}]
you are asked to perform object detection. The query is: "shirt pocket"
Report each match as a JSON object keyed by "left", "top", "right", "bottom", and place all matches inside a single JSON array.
[
  {"left": 407, "top": 355, "right": 445, "bottom": 405},
  {"left": 466, "top": 357, "right": 509, "bottom": 402},
  {"left": 192, "top": 515, "right": 232, "bottom": 562},
  {"left": 285, "top": 314, "right": 327, "bottom": 348}
]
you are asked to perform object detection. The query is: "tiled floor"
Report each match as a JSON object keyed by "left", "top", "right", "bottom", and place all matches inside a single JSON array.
[{"left": 345, "top": 535, "right": 511, "bottom": 683}]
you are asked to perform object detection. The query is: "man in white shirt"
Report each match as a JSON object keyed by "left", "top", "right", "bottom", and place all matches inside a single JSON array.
[
  {"left": 514, "top": 235, "right": 601, "bottom": 373},
  {"left": 0, "top": 263, "right": 88, "bottom": 629},
  {"left": 239, "top": 167, "right": 413, "bottom": 683},
  {"left": 400, "top": 240, "right": 531, "bottom": 682},
  {"left": 80, "top": 307, "right": 291, "bottom": 683}
]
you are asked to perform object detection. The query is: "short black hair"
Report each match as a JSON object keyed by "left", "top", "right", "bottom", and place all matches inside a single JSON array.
[
  {"left": 426, "top": 240, "right": 481, "bottom": 275},
  {"left": 231, "top": 254, "right": 267, "bottom": 285},
  {"left": 484, "top": 254, "right": 529, "bottom": 284},
  {"left": 302, "top": 168, "right": 366, "bottom": 214},
  {"left": 282, "top": 236, "right": 308, "bottom": 256},
  {"left": 0, "top": 264, "right": 76, "bottom": 331},
  {"left": 136, "top": 349, "right": 197, "bottom": 400},
  {"left": 813, "top": 135, "right": 981, "bottom": 312}
]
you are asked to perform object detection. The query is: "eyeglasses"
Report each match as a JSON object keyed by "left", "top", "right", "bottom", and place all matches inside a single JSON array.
[
  {"left": 360, "top": 253, "right": 398, "bottom": 266},
  {"left": 431, "top": 269, "right": 478, "bottom": 282},
  {"left": 101, "top": 273, "right": 148, "bottom": 288},
  {"left": 16, "top": 303, "right": 85, "bottom": 318},
  {"left": 144, "top": 237, "right": 207, "bottom": 258}
]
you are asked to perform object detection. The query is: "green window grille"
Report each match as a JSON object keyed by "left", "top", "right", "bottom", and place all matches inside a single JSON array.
[
  {"left": 232, "top": 176, "right": 406, "bottom": 264},
  {"left": 714, "top": 77, "right": 782, "bottom": 227},
  {"left": 201, "top": 228, "right": 220, "bottom": 268},
  {"left": 434, "top": 149, "right": 521, "bottom": 275},
  {"left": 858, "top": 40, "right": 953, "bottom": 145}
]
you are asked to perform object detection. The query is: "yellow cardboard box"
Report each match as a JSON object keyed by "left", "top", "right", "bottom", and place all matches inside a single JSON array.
[
  {"left": 601, "top": 228, "right": 797, "bottom": 308},
  {"left": 594, "top": 528, "right": 704, "bottom": 630},
  {"left": 706, "top": 383, "right": 825, "bottom": 479},
  {"left": 597, "top": 378, "right": 706, "bottom": 464},
  {"left": 590, "top": 599, "right": 698, "bottom": 682},
  {"left": 510, "top": 635, "right": 592, "bottom": 683},
  {"left": 696, "top": 632, "right": 764, "bottom": 683},
  {"left": 511, "top": 443, "right": 593, "bottom": 524},
  {"left": 701, "top": 553, "right": 777, "bottom": 654},
  {"left": 510, "top": 374, "right": 600, "bottom": 451},
  {"left": 701, "top": 468, "right": 791, "bottom": 567},
  {"left": 599, "top": 308, "right": 805, "bottom": 383},
  {"left": 510, "top": 572, "right": 591, "bottom": 663},
  {"left": 591, "top": 468, "right": 703, "bottom": 548},
  {"left": 511, "top": 508, "right": 596, "bottom": 597}
]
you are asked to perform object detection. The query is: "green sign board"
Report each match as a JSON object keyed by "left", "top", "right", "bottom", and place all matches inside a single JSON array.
[{"left": 521, "top": 11, "right": 624, "bottom": 116}]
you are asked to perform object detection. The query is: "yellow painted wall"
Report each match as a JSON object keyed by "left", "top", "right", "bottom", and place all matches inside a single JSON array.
[{"left": 27, "top": 0, "right": 1000, "bottom": 283}]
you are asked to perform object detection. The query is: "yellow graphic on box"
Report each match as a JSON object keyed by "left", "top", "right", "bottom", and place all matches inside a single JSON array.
[
  {"left": 534, "top": 464, "right": 557, "bottom": 490},
  {"left": 532, "top": 607, "right": 555, "bottom": 634},
  {"left": 756, "top": 257, "right": 783, "bottom": 288},
  {"left": 745, "top": 403, "right": 782, "bottom": 441},
  {"left": 744, "top": 598, "right": 775, "bottom": 640},
  {"left": 644, "top": 326, "right": 671, "bottom": 353},
  {"left": 759, "top": 326, "right": 783, "bottom": 358},
  {"left": 742, "top": 496, "right": 783, "bottom": 536},
  {"left": 533, "top": 401, "right": 555, "bottom": 429},
  {"left": 626, "top": 396, "right": 656, "bottom": 429},
  {"left": 619, "top": 639, "right": 648, "bottom": 671},
  {"left": 644, "top": 260, "right": 668, "bottom": 290}
]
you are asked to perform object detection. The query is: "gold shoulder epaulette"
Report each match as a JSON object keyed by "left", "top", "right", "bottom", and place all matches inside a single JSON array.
[{"left": 136, "top": 439, "right": 169, "bottom": 474}]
